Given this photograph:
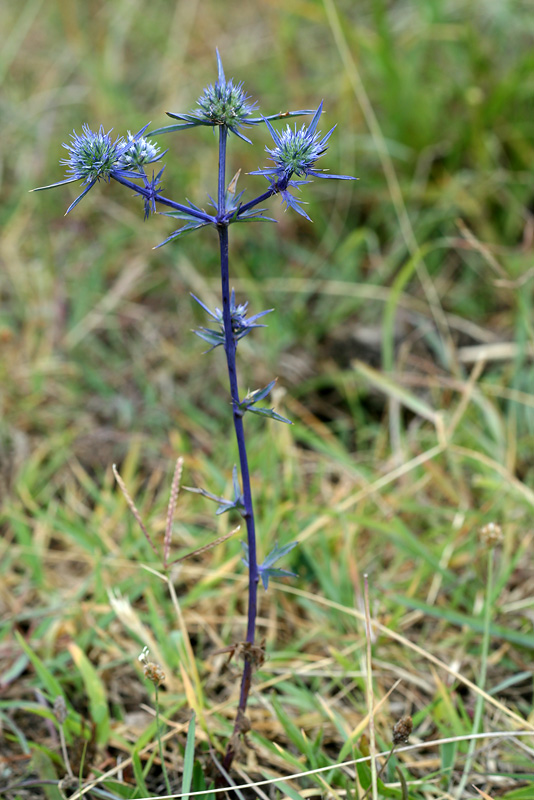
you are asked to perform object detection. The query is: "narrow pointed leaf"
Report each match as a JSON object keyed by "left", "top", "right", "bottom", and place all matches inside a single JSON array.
[
  {"left": 262, "top": 540, "right": 299, "bottom": 569},
  {"left": 31, "top": 176, "right": 82, "bottom": 193},
  {"left": 244, "top": 379, "right": 277, "bottom": 405},
  {"left": 246, "top": 406, "right": 292, "bottom": 424},
  {"left": 248, "top": 109, "right": 316, "bottom": 124},
  {"left": 260, "top": 566, "right": 298, "bottom": 590}
]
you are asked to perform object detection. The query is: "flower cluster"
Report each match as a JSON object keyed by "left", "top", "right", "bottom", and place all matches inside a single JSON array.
[
  {"left": 33, "top": 124, "right": 162, "bottom": 215},
  {"left": 33, "top": 52, "right": 354, "bottom": 228},
  {"left": 138, "top": 646, "right": 165, "bottom": 686}
]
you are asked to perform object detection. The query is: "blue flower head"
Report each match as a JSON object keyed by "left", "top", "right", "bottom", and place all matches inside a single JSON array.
[
  {"left": 161, "top": 50, "right": 258, "bottom": 143},
  {"left": 195, "top": 50, "right": 258, "bottom": 138},
  {"left": 262, "top": 103, "right": 334, "bottom": 180},
  {"left": 61, "top": 124, "right": 124, "bottom": 184},
  {"left": 250, "top": 102, "right": 356, "bottom": 219},
  {"left": 150, "top": 50, "right": 316, "bottom": 145}
]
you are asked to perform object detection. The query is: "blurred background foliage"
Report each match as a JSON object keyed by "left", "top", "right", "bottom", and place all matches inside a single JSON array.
[{"left": 2, "top": 0, "right": 534, "bottom": 795}]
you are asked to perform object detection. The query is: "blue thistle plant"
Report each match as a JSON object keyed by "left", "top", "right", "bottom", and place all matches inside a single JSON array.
[{"left": 33, "top": 49, "right": 355, "bottom": 775}]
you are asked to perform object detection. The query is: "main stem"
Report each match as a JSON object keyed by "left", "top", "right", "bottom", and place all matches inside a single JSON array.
[{"left": 216, "top": 126, "right": 260, "bottom": 771}]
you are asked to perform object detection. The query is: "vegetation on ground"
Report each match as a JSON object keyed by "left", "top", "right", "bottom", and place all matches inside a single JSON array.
[{"left": 2, "top": 1, "right": 534, "bottom": 798}]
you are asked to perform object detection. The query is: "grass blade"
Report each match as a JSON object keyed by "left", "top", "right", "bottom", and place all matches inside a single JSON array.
[{"left": 181, "top": 712, "right": 196, "bottom": 799}]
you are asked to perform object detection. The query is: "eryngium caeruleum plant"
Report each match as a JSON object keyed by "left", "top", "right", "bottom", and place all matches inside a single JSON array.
[{"left": 33, "top": 50, "right": 355, "bottom": 772}]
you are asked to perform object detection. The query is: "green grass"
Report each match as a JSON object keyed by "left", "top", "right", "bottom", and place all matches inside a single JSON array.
[{"left": 2, "top": 1, "right": 534, "bottom": 798}]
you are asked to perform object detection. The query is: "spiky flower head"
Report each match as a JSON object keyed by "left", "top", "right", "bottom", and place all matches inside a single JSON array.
[
  {"left": 60, "top": 124, "right": 125, "bottom": 184},
  {"left": 250, "top": 102, "right": 356, "bottom": 219},
  {"left": 156, "top": 50, "right": 258, "bottom": 143},
  {"left": 195, "top": 50, "right": 257, "bottom": 136},
  {"left": 253, "top": 103, "right": 338, "bottom": 181},
  {"left": 118, "top": 131, "right": 161, "bottom": 170},
  {"left": 151, "top": 50, "right": 316, "bottom": 145},
  {"left": 265, "top": 104, "right": 334, "bottom": 179}
]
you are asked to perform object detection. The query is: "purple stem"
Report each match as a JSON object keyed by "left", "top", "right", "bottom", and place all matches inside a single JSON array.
[
  {"left": 216, "top": 127, "right": 260, "bottom": 771},
  {"left": 232, "top": 187, "right": 275, "bottom": 218},
  {"left": 112, "top": 173, "right": 215, "bottom": 223}
]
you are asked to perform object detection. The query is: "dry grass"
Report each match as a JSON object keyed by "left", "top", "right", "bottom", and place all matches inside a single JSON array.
[{"left": 2, "top": 1, "right": 534, "bottom": 798}]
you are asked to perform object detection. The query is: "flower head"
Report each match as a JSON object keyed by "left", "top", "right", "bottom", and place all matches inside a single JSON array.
[
  {"left": 53, "top": 695, "right": 68, "bottom": 725},
  {"left": 479, "top": 521, "right": 503, "bottom": 548},
  {"left": 250, "top": 102, "right": 356, "bottom": 219},
  {"left": 161, "top": 50, "right": 258, "bottom": 143},
  {"left": 138, "top": 646, "right": 165, "bottom": 686},
  {"left": 262, "top": 103, "right": 335, "bottom": 180},
  {"left": 392, "top": 715, "right": 413, "bottom": 745},
  {"left": 195, "top": 50, "right": 258, "bottom": 139},
  {"left": 150, "top": 50, "right": 316, "bottom": 144},
  {"left": 61, "top": 124, "right": 125, "bottom": 184}
]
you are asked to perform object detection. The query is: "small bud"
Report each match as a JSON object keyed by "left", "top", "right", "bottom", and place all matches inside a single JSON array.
[
  {"left": 479, "top": 522, "right": 503, "bottom": 548},
  {"left": 53, "top": 695, "right": 68, "bottom": 724},
  {"left": 118, "top": 132, "right": 160, "bottom": 169},
  {"left": 392, "top": 714, "right": 413, "bottom": 745}
]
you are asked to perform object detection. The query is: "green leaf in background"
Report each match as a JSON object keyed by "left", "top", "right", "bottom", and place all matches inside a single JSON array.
[
  {"left": 14, "top": 630, "right": 64, "bottom": 700},
  {"left": 274, "top": 779, "right": 305, "bottom": 800},
  {"left": 67, "top": 642, "right": 110, "bottom": 746},
  {"left": 29, "top": 745, "right": 64, "bottom": 800},
  {"left": 191, "top": 758, "right": 214, "bottom": 800},
  {"left": 181, "top": 712, "right": 196, "bottom": 800},
  {"left": 131, "top": 750, "right": 149, "bottom": 798}
]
